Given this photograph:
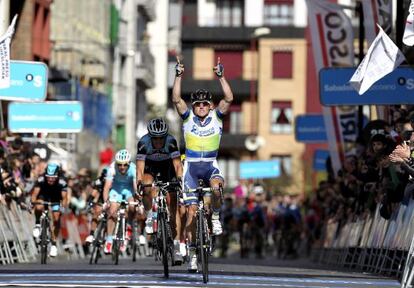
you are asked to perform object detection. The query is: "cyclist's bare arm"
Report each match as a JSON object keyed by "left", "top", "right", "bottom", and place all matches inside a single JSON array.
[
  {"left": 103, "top": 179, "right": 112, "bottom": 202},
  {"left": 172, "top": 57, "right": 188, "bottom": 116},
  {"left": 136, "top": 159, "right": 145, "bottom": 182},
  {"left": 62, "top": 189, "right": 69, "bottom": 208},
  {"left": 31, "top": 186, "right": 40, "bottom": 203},
  {"left": 91, "top": 188, "right": 100, "bottom": 203},
  {"left": 217, "top": 77, "right": 233, "bottom": 115},
  {"left": 172, "top": 157, "right": 183, "bottom": 178}
]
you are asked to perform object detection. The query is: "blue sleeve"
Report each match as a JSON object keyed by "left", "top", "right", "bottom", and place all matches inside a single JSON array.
[
  {"left": 181, "top": 109, "right": 190, "bottom": 120},
  {"left": 215, "top": 109, "right": 224, "bottom": 120}
]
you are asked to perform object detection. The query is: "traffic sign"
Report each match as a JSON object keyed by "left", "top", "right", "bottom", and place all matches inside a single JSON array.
[
  {"left": 0, "top": 60, "right": 48, "bottom": 101},
  {"left": 295, "top": 114, "right": 327, "bottom": 143},
  {"left": 8, "top": 101, "right": 83, "bottom": 133},
  {"left": 320, "top": 67, "right": 414, "bottom": 105},
  {"left": 239, "top": 160, "right": 280, "bottom": 179}
]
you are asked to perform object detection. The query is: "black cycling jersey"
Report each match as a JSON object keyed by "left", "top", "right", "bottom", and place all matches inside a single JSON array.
[
  {"left": 91, "top": 177, "right": 105, "bottom": 203},
  {"left": 34, "top": 175, "right": 68, "bottom": 203},
  {"left": 136, "top": 133, "right": 180, "bottom": 182}
]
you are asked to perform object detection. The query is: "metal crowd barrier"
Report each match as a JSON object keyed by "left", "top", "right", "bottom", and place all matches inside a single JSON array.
[
  {"left": 0, "top": 200, "right": 86, "bottom": 265},
  {"left": 313, "top": 199, "right": 414, "bottom": 287}
]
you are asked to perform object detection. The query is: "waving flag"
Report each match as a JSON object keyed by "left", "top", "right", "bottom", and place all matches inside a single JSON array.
[
  {"left": 350, "top": 25, "right": 405, "bottom": 95},
  {"left": 404, "top": 0, "right": 414, "bottom": 46},
  {"left": 0, "top": 15, "right": 18, "bottom": 89}
]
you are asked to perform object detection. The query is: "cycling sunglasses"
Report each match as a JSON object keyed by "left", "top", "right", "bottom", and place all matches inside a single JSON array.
[
  {"left": 193, "top": 101, "right": 211, "bottom": 107},
  {"left": 117, "top": 163, "right": 129, "bottom": 167}
]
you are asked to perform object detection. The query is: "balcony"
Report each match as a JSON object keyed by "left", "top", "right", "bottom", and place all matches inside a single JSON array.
[
  {"left": 182, "top": 26, "right": 305, "bottom": 43},
  {"left": 134, "top": 44, "right": 155, "bottom": 88},
  {"left": 181, "top": 79, "right": 252, "bottom": 104},
  {"left": 136, "top": 0, "right": 156, "bottom": 21}
]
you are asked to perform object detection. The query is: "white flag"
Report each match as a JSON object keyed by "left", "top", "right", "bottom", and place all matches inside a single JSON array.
[
  {"left": 350, "top": 25, "right": 405, "bottom": 95},
  {"left": 0, "top": 15, "right": 18, "bottom": 89},
  {"left": 404, "top": 0, "right": 414, "bottom": 46}
]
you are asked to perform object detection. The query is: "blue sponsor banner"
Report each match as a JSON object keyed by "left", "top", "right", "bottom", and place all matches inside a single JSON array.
[
  {"left": 0, "top": 61, "right": 48, "bottom": 101},
  {"left": 320, "top": 67, "right": 414, "bottom": 105},
  {"left": 295, "top": 114, "right": 327, "bottom": 143},
  {"left": 313, "top": 150, "right": 329, "bottom": 171},
  {"left": 240, "top": 160, "right": 280, "bottom": 179},
  {"left": 8, "top": 101, "right": 83, "bottom": 133}
]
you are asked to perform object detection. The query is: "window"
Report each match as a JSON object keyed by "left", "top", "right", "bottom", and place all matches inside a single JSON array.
[
  {"left": 214, "top": 50, "right": 243, "bottom": 80},
  {"left": 218, "top": 158, "right": 239, "bottom": 188},
  {"left": 223, "top": 105, "right": 242, "bottom": 134},
  {"left": 216, "top": 0, "right": 243, "bottom": 27},
  {"left": 264, "top": 0, "right": 294, "bottom": 26},
  {"left": 271, "top": 155, "right": 292, "bottom": 175},
  {"left": 272, "top": 51, "right": 293, "bottom": 79},
  {"left": 271, "top": 101, "right": 292, "bottom": 134}
]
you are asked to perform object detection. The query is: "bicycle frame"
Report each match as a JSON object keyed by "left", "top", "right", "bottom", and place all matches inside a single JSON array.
[
  {"left": 32, "top": 201, "right": 60, "bottom": 264},
  {"left": 142, "top": 180, "right": 180, "bottom": 278}
]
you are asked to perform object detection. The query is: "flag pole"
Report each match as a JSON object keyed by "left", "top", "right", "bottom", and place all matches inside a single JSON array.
[
  {"left": 396, "top": 0, "right": 405, "bottom": 50},
  {"left": 0, "top": 0, "right": 9, "bottom": 130},
  {"left": 357, "top": 1, "right": 365, "bottom": 136}
]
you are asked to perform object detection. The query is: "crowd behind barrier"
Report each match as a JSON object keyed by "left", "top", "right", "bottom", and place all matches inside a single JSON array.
[
  {"left": 303, "top": 106, "right": 414, "bottom": 285},
  {"left": 0, "top": 130, "right": 89, "bottom": 264}
]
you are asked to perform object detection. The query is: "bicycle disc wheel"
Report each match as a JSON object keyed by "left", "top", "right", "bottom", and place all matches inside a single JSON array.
[
  {"left": 40, "top": 218, "right": 48, "bottom": 265},
  {"left": 159, "top": 212, "right": 169, "bottom": 278},
  {"left": 198, "top": 212, "right": 208, "bottom": 283}
]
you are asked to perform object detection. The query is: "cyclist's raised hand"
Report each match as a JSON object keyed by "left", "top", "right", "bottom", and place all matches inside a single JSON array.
[
  {"left": 175, "top": 56, "right": 184, "bottom": 77},
  {"left": 213, "top": 57, "right": 224, "bottom": 78}
]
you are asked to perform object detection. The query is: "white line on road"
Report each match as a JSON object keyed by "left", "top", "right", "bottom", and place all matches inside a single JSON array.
[{"left": 0, "top": 273, "right": 399, "bottom": 286}]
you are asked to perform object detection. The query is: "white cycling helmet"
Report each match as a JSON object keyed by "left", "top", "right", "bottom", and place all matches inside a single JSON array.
[{"left": 115, "top": 149, "right": 131, "bottom": 164}]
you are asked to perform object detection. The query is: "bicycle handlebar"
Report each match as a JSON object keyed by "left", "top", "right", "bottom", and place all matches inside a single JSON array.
[
  {"left": 187, "top": 187, "right": 212, "bottom": 193},
  {"left": 141, "top": 181, "right": 181, "bottom": 188},
  {"left": 31, "top": 201, "right": 61, "bottom": 206}
]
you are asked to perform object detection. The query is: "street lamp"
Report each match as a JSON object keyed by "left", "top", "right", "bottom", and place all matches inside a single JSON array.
[{"left": 249, "top": 27, "right": 270, "bottom": 135}]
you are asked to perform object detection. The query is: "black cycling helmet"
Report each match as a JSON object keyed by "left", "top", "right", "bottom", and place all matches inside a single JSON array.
[
  {"left": 100, "top": 167, "right": 108, "bottom": 179},
  {"left": 147, "top": 118, "right": 169, "bottom": 137},
  {"left": 45, "top": 163, "right": 59, "bottom": 178},
  {"left": 191, "top": 89, "right": 212, "bottom": 105}
]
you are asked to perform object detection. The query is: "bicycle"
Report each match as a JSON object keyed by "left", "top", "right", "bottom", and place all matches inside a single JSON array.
[
  {"left": 31, "top": 201, "right": 60, "bottom": 265},
  {"left": 112, "top": 199, "right": 141, "bottom": 265},
  {"left": 88, "top": 203, "right": 107, "bottom": 265},
  {"left": 142, "top": 180, "right": 181, "bottom": 278},
  {"left": 187, "top": 179, "right": 222, "bottom": 284}
]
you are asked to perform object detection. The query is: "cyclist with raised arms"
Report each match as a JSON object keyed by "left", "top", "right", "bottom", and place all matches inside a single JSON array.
[
  {"left": 136, "top": 118, "right": 184, "bottom": 264},
  {"left": 102, "top": 149, "right": 138, "bottom": 254},
  {"left": 31, "top": 163, "right": 69, "bottom": 257},
  {"left": 172, "top": 56, "right": 233, "bottom": 271}
]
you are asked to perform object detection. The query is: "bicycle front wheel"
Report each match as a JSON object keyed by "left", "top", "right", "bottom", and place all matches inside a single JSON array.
[
  {"left": 40, "top": 218, "right": 48, "bottom": 265},
  {"left": 198, "top": 212, "right": 209, "bottom": 283},
  {"left": 159, "top": 212, "right": 169, "bottom": 278},
  {"left": 90, "top": 218, "right": 105, "bottom": 264}
]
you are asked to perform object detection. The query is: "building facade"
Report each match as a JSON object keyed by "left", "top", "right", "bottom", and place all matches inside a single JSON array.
[{"left": 112, "top": 0, "right": 155, "bottom": 154}]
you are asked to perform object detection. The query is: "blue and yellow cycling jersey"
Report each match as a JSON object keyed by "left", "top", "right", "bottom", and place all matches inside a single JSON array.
[{"left": 181, "top": 109, "right": 223, "bottom": 162}]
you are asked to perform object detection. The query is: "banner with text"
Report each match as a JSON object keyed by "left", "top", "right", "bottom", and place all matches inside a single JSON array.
[
  {"left": 306, "top": 0, "right": 357, "bottom": 175},
  {"left": 8, "top": 101, "right": 83, "bottom": 133},
  {"left": 295, "top": 114, "right": 327, "bottom": 143}
]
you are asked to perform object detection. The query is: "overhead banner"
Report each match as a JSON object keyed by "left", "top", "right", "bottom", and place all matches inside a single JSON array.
[
  {"left": 321, "top": 67, "right": 414, "bottom": 105},
  {"left": 8, "top": 101, "right": 83, "bottom": 133},
  {"left": 295, "top": 114, "right": 327, "bottom": 143},
  {"left": 361, "top": 0, "right": 392, "bottom": 45},
  {"left": 0, "top": 61, "right": 48, "bottom": 101},
  {"left": 239, "top": 160, "right": 280, "bottom": 179},
  {"left": 306, "top": 0, "right": 357, "bottom": 175}
]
